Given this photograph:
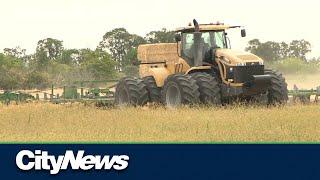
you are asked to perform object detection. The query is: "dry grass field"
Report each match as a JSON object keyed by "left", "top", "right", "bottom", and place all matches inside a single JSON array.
[{"left": 0, "top": 103, "right": 320, "bottom": 143}]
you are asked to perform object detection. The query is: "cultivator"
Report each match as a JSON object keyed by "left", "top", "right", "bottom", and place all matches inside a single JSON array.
[
  {"left": 1, "top": 82, "right": 319, "bottom": 106},
  {"left": 45, "top": 83, "right": 320, "bottom": 105},
  {"left": 45, "top": 80, "right": 117, "bottom": 107},
  {"left": 0, "top": 91, "right": 35, "bottom": 105},
  {"left": 288, "top": 85, "right": 320, "bottom": 103},
  {"left": 0, "top": 80, "right": 117, "bottom": 106}
]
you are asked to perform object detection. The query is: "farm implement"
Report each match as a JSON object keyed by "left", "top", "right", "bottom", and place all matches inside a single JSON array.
[
  {"left": 1, "top": 84, "right": 320, "bottom": 106},
  {"left": 43, "top": 80, "right": 117, "bottom": 107},
  {"left": 288, "top": 85, "right": 320, "bottom": 103},
  {"left": 0, "top": 91, "right": 35, "bottom": 105},
  {"left": 0, "top": 80, "right": 117, "bottom": 106}
]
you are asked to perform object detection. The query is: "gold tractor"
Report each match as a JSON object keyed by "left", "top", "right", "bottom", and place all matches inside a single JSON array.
[{"left": 115, "top": 19, "right": 288, "bottom": 107}]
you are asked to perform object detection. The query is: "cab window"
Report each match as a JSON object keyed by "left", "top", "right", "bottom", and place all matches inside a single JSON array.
[
  {"left": 181, "top": 31, "right": 227, "bottom": 64},
  {"left": 214, "top": 31, "right": 226, "bottom": 48}
]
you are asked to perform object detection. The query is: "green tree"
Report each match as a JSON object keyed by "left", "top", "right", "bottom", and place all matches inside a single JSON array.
[
  {"left": 246, "top": 39, "right": 311, "bottom": 61},
  {"left": 123, "top": 48, "right": 138, "bottom": 66},
  {"left": 288, "top": 40, "right": 311, "bottom": 61},
  {"left": 58, "top": 49, "right": 80, "bottom": 65},
  {"left": 3, "top": 46, "right": 26, "bottom": 59},
  {"left": 36, "top": 38, "right": 63, "bottom": 60},
  {"left": 0, "top": 53, "right": 26, "bottom": 89},
  {"left": 279, "top": 42, "right": 290, "bottom": 59},
  {"left": 0, "top": 53, "right": 24, "bottom": 69},
  {"left": 25, "top": 71, "right": 50, "bottom": 89},
  {"left": 3, "top": 46, "right": 29, "bottom": 66},
  {"left": 35, "top": 38, "right": 64, "bottom": 69},
  {"left": 0, "top": 67, "right": 25, "bottom": 90},
  {"left": 122, "top": 48, "right": 139, "bottom": 77},
  {"left": 145, "top": 28, "right": 175, "bottom": 43},
  {"left": 80, "top": 49, "right": 117, "bottom": 79},
  {"left": 98, "top": 28, "right": 145, "bottom": 70},
  {"left": 246, "top": 39, "right": 281, "bottom": 62}
]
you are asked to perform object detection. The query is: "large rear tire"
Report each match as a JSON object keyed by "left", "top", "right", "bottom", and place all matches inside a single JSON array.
[
  {"left": 161, "top": 74, "right": 200, "bottom": 107},
  {"left": 190, "top": 72, "right": 221, "bottom": 105},
  {"left": 264, "top": 69, "right": 288, "bottom": 105},
  {"left": 115, "top": 77, "right": 148, "bottom": 106},
  {"left": 142, "top": 76, "right": 161, "bottom": 103}
]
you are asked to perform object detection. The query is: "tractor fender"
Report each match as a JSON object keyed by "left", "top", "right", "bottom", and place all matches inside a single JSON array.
[
  {"left": 141, "top": 67, "right": 171, "bottom": 87},
  {"left": 185, "top": 66, "right": 212, "bottom": 74}
]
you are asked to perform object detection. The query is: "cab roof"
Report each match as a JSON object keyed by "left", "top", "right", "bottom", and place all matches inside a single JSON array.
[{"left": 175, "top": 24, "right": 240, "bottom": 33}]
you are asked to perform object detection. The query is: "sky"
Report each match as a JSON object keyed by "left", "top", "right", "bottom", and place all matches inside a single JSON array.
[{"left": 0, "top": 0, "right": 320, "bottom": 57}]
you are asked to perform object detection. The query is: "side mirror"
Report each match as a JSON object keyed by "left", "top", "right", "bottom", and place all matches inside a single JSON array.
[
  {"left": 175, "top": 34, "right": 181, "bottom": 42},
  {"left": 241, "top": 29, "right": 246, "bottom": 37}
]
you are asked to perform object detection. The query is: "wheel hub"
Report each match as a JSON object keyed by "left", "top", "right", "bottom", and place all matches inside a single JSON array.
[
  {"left": 166, "top": 84, "right": 181, "bottom": 107},
  {"left": 117, "top": 88, "right": 129, "bottom": 105}
]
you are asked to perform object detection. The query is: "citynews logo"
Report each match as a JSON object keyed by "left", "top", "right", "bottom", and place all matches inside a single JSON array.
[{"left": 16, "top": 150, "right": 129, "bottom": 175}]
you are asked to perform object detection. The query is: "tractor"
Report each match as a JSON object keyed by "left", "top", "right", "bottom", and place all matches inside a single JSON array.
[{"left": 115, "top": 19, "right": 288, "bottom": 107}]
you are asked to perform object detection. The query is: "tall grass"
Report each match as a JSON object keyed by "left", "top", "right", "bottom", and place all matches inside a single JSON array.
[{"left": 0, "top": 103, "right": 320, "bottom": 143}]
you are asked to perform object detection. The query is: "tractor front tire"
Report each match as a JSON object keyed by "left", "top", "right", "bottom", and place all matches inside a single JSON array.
[
  {"left": 190, "top": 72, "right": 221, "bottom": 105},
  {"left": 143, "top": 76, "right": 161, "bottom": 103},
  {"left": 265, "top": 69, "right": 288, "bottom": 105},
  {"left": 115, "top": 77, "right": 148, "bottom": 106},
  {"left": 161, "top": 74, "right": 200, "bottom": 107}
]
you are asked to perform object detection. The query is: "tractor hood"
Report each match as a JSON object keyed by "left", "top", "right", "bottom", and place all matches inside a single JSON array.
[{"left": 215, "top": 49, "right": 263, "bottom": 66}]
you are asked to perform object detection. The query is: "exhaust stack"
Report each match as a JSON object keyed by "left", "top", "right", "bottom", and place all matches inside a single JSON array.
[{"left": 192, "top": 19, "right": 204, "bottom": 67}]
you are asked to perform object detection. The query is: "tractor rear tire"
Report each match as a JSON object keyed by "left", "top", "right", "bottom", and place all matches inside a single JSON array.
[
  {"left": 190, "top": 72, "right": 221, "bottom": 105},
  {"left": 143, "top": 76, "right": 161, "bottom": 103},
  {"left": 115, "top": 77, "right": 148, "bottom": 106},
  {"left": 161, "top": 74, "right": 200, "bottom": 107},
  {"left": 264, "top": 69, "right": 288, "bottom": 105}
]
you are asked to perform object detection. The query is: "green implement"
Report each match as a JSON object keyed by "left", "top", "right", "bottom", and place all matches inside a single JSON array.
[
  {"left": 288, "top": 86, "right": 320, "bottom": 103},
  {"left": 0, "top": 91, "right": 35, "bottom": 105}
]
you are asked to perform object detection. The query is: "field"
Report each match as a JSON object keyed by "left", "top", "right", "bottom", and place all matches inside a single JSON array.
[{"left": 1, "top": 103, "right": 320, "bottom": 143}]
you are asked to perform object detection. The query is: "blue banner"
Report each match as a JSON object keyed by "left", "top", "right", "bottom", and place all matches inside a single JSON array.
[{"left": 0, "top": 144, "right": 319, "bottom": 179}]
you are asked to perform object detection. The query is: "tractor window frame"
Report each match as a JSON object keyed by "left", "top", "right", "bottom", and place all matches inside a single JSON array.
[
  {"left": 180, "top": 31, "right": 228, "bottom": 65},
  {"left": 213, "top": 31, "right": 228, "bottom": 49},
  {"left": 181, "top": 33, "right": 195, "bottom": 62}
]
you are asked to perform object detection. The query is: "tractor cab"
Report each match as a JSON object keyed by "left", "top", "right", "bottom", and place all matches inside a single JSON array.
[{"left": 175, "top": 20, "right": 246, "bottom": 67}]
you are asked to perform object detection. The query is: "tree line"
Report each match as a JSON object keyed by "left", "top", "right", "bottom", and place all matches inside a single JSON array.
[
  {"left": 245, "top": 39, "right": 320, "bottom": 74},
  {"left": 0, "top": 27, "right": 319, "bottom": 90},
  {"left": 0, "top": 28, "right": 175, "bottom": 90},
  {"left": 245, "top": 39, "right": 312, "bottom": 61}
]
